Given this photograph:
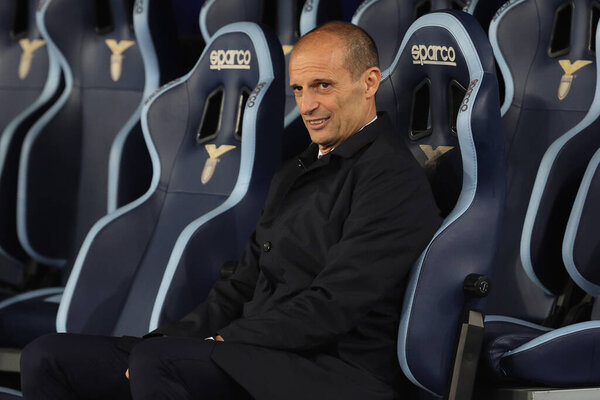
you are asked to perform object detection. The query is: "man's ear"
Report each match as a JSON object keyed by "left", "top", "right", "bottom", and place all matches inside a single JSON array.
[{"left": 364, "top": 67, "right": 381, "bottom": 99}]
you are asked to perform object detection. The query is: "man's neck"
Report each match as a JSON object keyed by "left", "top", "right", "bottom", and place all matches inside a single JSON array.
[{"left": 317, "top": 114, "right": 378, "bottom": 158}]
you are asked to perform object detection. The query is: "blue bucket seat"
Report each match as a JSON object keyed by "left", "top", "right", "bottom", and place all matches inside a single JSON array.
[
  {"left": 0, "top": 0, "right": 54, "bottom": 288},
  {"left": 377, "top": 10, "right": 505, "bottom": 399},
  {"left": 485, "top": 0, "right": 599, "bottom": 329},
  {"left": 57, "top": 21, "right": 285, "bottom": 339},
  {"left": 16, "top": 0, "right": 145, "bottom": 270},
  {"left": 0, "top": 0, "right": 173, "bottom": 348},
  {"left": 483, "top": 18, "right": 600, "bottom": 390}
]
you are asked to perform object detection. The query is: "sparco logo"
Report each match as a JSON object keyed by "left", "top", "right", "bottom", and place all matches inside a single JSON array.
[
  {"left": 210, "top": 50, "right": 251, "bottom": 70},
  {"left": 460, "top": 79, "right": 479, "bottom": 112},
  {"left": 247, "top": 82, "right": 266, "bottom": 108},
  {"left": 411, "top": 44, "right": 456, "bottom": 66}
]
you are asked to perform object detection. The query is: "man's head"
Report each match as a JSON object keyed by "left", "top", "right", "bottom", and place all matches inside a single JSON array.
[{"left": 289, "top": 21, "right": 381, "bottom": 154}]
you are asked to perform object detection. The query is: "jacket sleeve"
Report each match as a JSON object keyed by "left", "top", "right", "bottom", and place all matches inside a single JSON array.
[
  {"left": 153, "top": 232, "right": 261, "bottom": 338},
  {"left": 217, "top": 155, "right": 441, "bottom": 350}
]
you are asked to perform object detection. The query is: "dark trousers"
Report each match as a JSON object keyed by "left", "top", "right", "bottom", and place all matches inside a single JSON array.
[{"left": 20, "top": 333, "right": 252, "bottom": 400}]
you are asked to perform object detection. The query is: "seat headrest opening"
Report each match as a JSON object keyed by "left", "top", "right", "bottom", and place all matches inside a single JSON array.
[{"left": 10, "top": 0, "right": 29, "bottom": 39}]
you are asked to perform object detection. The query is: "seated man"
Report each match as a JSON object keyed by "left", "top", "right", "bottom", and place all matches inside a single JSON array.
[{"left": 20, "top": 21, "right": 441, "bottom": 400}]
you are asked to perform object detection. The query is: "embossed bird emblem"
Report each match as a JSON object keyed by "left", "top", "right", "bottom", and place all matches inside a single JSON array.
[
  {"left": 201, "top": 144, "right": 237, "bottom": 184},
  {"left": 557, "top": 60, "right": 593, "bottom": 100},
  {"left": 419, "top": 144, "right": 454, "bottom": 166},
  {"left": 18, "top": 39, "right": 46, "bottom": 80},
  {"left": 105, "top": 39, "right": 135, "bottom": 82}
]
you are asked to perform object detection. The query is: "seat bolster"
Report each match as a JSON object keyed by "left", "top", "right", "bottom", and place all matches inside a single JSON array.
[
  {"left": 483, "top": 315, "right": 552, "bottom": 376},
  {"left": 0, "top": 288, "right": 63, "bottom": 347},
  {"left": 498, "top": 321, "right": 600, "bottom": 386}
]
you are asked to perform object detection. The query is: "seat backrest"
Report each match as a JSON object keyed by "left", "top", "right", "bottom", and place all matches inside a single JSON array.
[
  {"left": 352, "top": 0, "right": 471, "bottom": 74},
  {"left": 564, "top": 146, "right": 600, "bottom": 299},
  {"left": 107, "top": 0, "right": 181, "bottom": 211},
  {"left": 17, "top": 0, "right": 145, "bottom": 269},
  {"left": 57, "top": 22, "right": 285, "bottom": 337},
  {"left": 485, "top": 0, "right": 599, "bottom": 322},
  {"left": 378, "top": 10, "right": 505, "bottom": 397},
  {"left": 464, "top": 0, "right": 507, "bottom": 33},
  {"left": 0, "top": 0, "right": 54, "bottom": 286}
]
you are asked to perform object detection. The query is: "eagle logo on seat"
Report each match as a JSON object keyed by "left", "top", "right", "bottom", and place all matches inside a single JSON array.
[
  {"left": 282, "top": 45, "right": 294, "bottom": 56},
  {"left": 419, "top": 145, "right": 454, "bottom": 166},
  {"left": 105, "top": 39, "right": 136, "bottom": 82},
  {"left": 18, "top": 39, "right": 46, "bottom": 80},
  {"left": 557, "top": 60, "right": 593, "bottom": 100},
  {"left": 201, "top": 144, "right": 237, "bottom": 184}
]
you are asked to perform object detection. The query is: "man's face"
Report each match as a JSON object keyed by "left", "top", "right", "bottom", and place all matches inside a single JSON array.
[{"left": 289, "top": 34, "right": 372, "bottom": 154}]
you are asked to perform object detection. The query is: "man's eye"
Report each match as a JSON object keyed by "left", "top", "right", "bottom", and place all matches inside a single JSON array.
[{"left": 319, "top": 83, "right": 330, "bottom": 89}]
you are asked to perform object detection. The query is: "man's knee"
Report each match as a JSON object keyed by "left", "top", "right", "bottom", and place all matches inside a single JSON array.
[{"left": 21, "top": 333, "right": 66, "bottom": 375}]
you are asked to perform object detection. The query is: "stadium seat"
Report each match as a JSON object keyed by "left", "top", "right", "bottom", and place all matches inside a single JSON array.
[
  {"left": 0, "top": 0, "right": 157, "bottom": 349},
  {"left": 377, "top": 10, "right": 505, "bottom": 399},
  {"left": 16, "top": 0, "right": 145, "bottom": 270},
  {"left": 482, "top": 18, "right": 600, "bottom": 393},
  {"left": 0, "top": 0, "right": 54, "bottom": 289},
  {"left": 352, "top": 0, "right": 472, "bottom": 74},
  {"left": 107, "top": 0, "right": 181, "bottom": 211},
  {"left": 485, "top": 0, "right": 599, "bottom": 329},
  {"left": 57, "top": 21, "right": 285, "bottom": 339}
]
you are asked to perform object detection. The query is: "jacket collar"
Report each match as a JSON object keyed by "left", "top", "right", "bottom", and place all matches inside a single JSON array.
[{"left": 298, "top": 112, "right": 390, "bottom": 166}]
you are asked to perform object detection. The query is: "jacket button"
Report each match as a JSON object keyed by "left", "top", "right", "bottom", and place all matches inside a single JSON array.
[{"left": 263, "top": 241, "right": 272, "bottom": 252}]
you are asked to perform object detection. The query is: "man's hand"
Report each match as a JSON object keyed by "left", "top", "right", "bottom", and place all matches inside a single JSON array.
[{"left": 124, "top": 336, "right": 222, "bottom": 379}]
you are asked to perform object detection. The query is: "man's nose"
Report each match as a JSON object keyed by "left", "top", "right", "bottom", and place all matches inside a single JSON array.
[{"left": 298, "top": 92, "right": 318, "bottom": 115}]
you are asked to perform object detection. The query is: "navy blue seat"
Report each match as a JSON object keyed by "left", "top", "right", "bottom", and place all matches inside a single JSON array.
[
  {"left": 56, "top": 22, "right": 285, "bottom": 338},
  {"left": 0, "top": 0, "right": 54, "bottom": 288},
  {"left": 16, "top": 0, "right": 145, "bottom": 269},
  {"left": 376, "top": 10, "right": 505, "bottom": 399},
  {"left": 482, "top": 21, "right": 600, "bottom": 390},
  {"left": 485, "top": 0, "right": 599, "bottom": 325},
  {"left": 0, "top": 0, "right": 171, "bottom": 348}
]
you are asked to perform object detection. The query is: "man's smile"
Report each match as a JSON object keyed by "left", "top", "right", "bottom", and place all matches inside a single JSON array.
[{"left": 306, "top": 116, "right": 330, "bottom": 129}]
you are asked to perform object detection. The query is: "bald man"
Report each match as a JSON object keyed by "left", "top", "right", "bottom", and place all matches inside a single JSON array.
[{"left": 21, "top": 22, "right": 440, "bottom": 400}]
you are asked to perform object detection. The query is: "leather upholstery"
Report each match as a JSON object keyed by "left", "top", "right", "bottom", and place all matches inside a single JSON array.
[
  {"left": 57, "top": 22, "right": 286, "bottom": 339},
  {"left": 0, "top": 0, "right": 54, "bottom": 287},
  {"left": 17, "top": 0, "right": 145, "bottom": 269},
  {"left": 377, "top": 10, "right": 505, "bottom": 397}
]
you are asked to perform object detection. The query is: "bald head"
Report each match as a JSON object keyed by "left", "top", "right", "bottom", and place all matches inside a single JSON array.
[{"left": 293, "top": 21, "right": 379, "bottom": 80}]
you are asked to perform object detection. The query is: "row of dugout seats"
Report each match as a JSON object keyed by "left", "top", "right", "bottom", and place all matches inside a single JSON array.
[{"left": 0, "top": 0, "right": 599, "bottom": 399}]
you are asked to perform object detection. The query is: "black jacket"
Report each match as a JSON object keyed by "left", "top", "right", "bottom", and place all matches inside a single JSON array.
[{"left": 156, "top": 113, "right": 442, "bottom": 400}]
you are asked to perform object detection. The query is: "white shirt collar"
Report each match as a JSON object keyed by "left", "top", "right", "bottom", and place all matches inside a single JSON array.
[{"left": 317, "top": 115, "right": 378, "bottom": 159}]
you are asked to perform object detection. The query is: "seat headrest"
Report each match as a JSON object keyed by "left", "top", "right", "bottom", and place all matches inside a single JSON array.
[
  {"left": 40, "top": 0, "right": 144, "bottom": 88},
  {"left": 352, "top": 0, "right": 472, "bottom": 72},
  {"left": 378, "top": 9, "right": 497, "bottom": 216},
  {"left": 199, "top": 0, "right": 262, "bottom": 42},
  {"left": 0, "top": 0, "right": 48, "bottom": 87},
  {"left": 492, "top": 0, "right": 598, "bottom": 115},
  {"left": 142, "top": 21, "right": 284, "bottom": 196}
]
